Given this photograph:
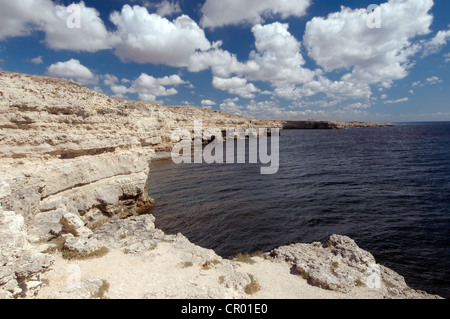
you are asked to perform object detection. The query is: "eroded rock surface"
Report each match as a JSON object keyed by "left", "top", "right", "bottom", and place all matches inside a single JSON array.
[
  {"left": 0, "top": 209, "right": 53, "bottom": 299},
  {"left": 60, "top": 213, "right": 93, "bottom": 238},
  {"left": 266, "top": 234, "right": 440, "bottom": 299},
  {"left": 0, "top": 71, "right": 256, "bottom": 241},
  {"left": 47, "top": 215, "right": 252, "bottom": 299},
  {"left": 0, "top": 71, "right": 263, "bottom": 299}
]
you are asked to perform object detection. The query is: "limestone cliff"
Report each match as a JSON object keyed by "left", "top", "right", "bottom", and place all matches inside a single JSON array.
[
  {"left": 0, "top": 71, "right": 255, "bottom": 238},
  {"left": 0, "top": 71, "right": 264, "bottom": 298}
]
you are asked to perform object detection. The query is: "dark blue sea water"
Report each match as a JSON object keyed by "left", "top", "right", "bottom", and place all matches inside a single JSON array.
[{"left": 147, "top": 122, "right": 450, "bottom": 298}]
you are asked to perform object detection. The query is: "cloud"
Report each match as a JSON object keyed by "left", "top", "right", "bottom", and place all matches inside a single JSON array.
[
  {"left": 212, "top": 76, "right": 259, "bottom": 99},
  {"left": 201, "top": 99, "right": 216, "bottom": 106},
  {"left": 273, "top": 75, "right": 371, "bottom": 101},
  {"left": 110, "top": 5, "right": 211, "bottom": 66},
  {"left": 106, "top": 72, "right": 186, "bottom": 102},
  {"left": 190, "top": 22, "right": 317, "bottom": 83},
  {"left": 154, "top": 1, "right": 182, "bottom": 17},
  {"left": 110, "top": 85, "right": 129, "bottom": 98},
  {"left": 246, "top": 23, "right": 317, "bottom": 85},
  {"left": 47, "top": 59, "right": 98, "bottom": 85},
  {"left": 1, "top": 0, "right": 444, "bottom": 118},
  {"left": 44, "top": 2, "right": 118, "bottom": 52},
  {"left": 0, "top": 2, "right": 199, "bottom": 58},
  {"left": 188, "top": 46, "right": 249, "bottom": 78},
  {"left": 131, "top": 73, "right": 186, "bottom": 101},
  {"left": 220, "top": 99, "right": 308, "bottom": 119},
  {"left": 0, "top": 1, "right": 116, "bottom": 52},
  {"left": 218, "top": 97, "right": 449, "bottom": 121},
  {"left": 219, "top": 97, "right": 240, "bottom": 113},
  {"left": 412, "top": 76, "right": 442, "bottom": 87},
  {"left": 304, "top": 0, "right": 434, "bottom": 85},
  {"left": 31, "top": 56, "right": 43, "bottom": 64},
  {"left": 422, "top": 29, "right": 450, "bottom": 56},
  {"left": 426, "top": 76, "right": 442, "bottom": 85},
  {"left": 190, "top": 20, "right": 373, "bottom": 103},
  {"left": 384, "top": 97, "right": 408, "bottom": 104},
  {"left": 189, "top": 22, "right": 318, "bottom": 100},
  {"left": 0, "top": 0, "right": 52, "bottom": 40},
  {"left": 445, "top": 53, "right": 450, "bottom": 63},
  {"left": 103, "top": 74, "right": 119, "bottom": 86},
  {"left": 200, "top": 0, "right": 311, "bottom": 28},
  {"left": 345, "top": 102, "right": 370, "bottom": 109}
]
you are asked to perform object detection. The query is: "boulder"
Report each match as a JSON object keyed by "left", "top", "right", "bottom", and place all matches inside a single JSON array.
[
  {"left": 92, "top": 214, "right": 165, "bottom": 253},
  {"left": 60, "top": 213, "right": 93, "bottom": 237},
  {"left": 32, "top": 208, "right": 66, "bottom": 241},
  {"left": 266, "top": 234, "right": 440, "bottom": 298},
  {"left": 63, "top": 236, "right": 102, "bottom": 254}
]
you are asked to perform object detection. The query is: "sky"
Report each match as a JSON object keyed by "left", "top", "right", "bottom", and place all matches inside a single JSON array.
[{"left": 0, "top": 0, "right": 449, "bottom": 122}]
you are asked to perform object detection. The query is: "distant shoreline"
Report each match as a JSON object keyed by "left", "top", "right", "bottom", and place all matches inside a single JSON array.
[{"left": 251, "top": 119, "right": 394, "bottom": 130}]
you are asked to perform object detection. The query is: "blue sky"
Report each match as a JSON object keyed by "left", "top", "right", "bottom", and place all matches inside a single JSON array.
[{"left": 0, "top": 0, "right": 449, "bottom": 121}]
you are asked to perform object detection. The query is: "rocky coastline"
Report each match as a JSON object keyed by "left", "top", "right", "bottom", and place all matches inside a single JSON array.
[
  {"left": 253, "top": 119, "right": 394, "bottom": 130},
  {"left": 0, "top": 71, "right": 439, "bottom": 299}
]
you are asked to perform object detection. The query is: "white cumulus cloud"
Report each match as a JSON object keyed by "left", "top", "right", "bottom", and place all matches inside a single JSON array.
[
  {"left": 201, "top": 99, "right": 216, "bottom": 106},
  {"left": 110, "top": 5, "right": 211, "bottom": 67},
  {"left": 190, "top": 22, "right": 318, "bottom": 99},
  {"left": 106, "top": 72, "right": 187, "bottom": 102},
  {"left": 188, "top": 46, "right": 249, "bottom": 78},
  {"left": 200, "top": 0, "right": 311, "bottom": 28},
  {"left": 0, "top": 1, "right": 117, "bottom": 52},
  {"left": 103, "top": 74, "right": 119, "bottom": 86},
  {"left": 44, "top": 2, "right": 118, "bottom": 52},
  {"left": 246, "top": 23, "right": 317, "bottom": 85},
  {"left": 304, "top": 0, "right": 434, "bottom": 84},
  {"left": 212, "top": 77, "right": 259, "bottom": 99},
  {"left": 131, "top": 73, "right": 186, "bottom": 101},
  {"left": 0, "top": 0, "right": 52, "bottom": 40},
  {"left": 47, "top": 59, "right": 98, "bottom": 85}
]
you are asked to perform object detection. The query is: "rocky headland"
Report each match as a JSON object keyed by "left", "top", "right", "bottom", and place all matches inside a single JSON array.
[{"left": 0, "top": 71, "right": 439, "bottom": 299}]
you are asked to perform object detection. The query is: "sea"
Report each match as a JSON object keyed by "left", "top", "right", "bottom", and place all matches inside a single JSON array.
[{"left": 147, "top": 122, "right": 450, "bottom": 298}]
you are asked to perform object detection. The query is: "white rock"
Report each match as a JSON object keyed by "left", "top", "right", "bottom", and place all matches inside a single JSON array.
[
  {"left": 60, "top": 213, "right": 93, "bottom": 237},
  {"left": 63, "top": 236, "right": 102, "bottom": 254},
  {"left": 0, "top": 180, "right": 11, "bottom": 201},
  {"left": 0, "top": 210, "right": 25, "bottom": 233}
]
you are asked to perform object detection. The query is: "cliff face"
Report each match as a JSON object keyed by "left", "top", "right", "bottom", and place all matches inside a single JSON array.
[
  {"left": 0, "top": 71, "right": 253, "bottom": 238},
  {"left": 0, "top": 71, "right": 440, "bottom": 299},
  {"left": 0, "top": 71, "right": 262, "bottom": 298}
]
